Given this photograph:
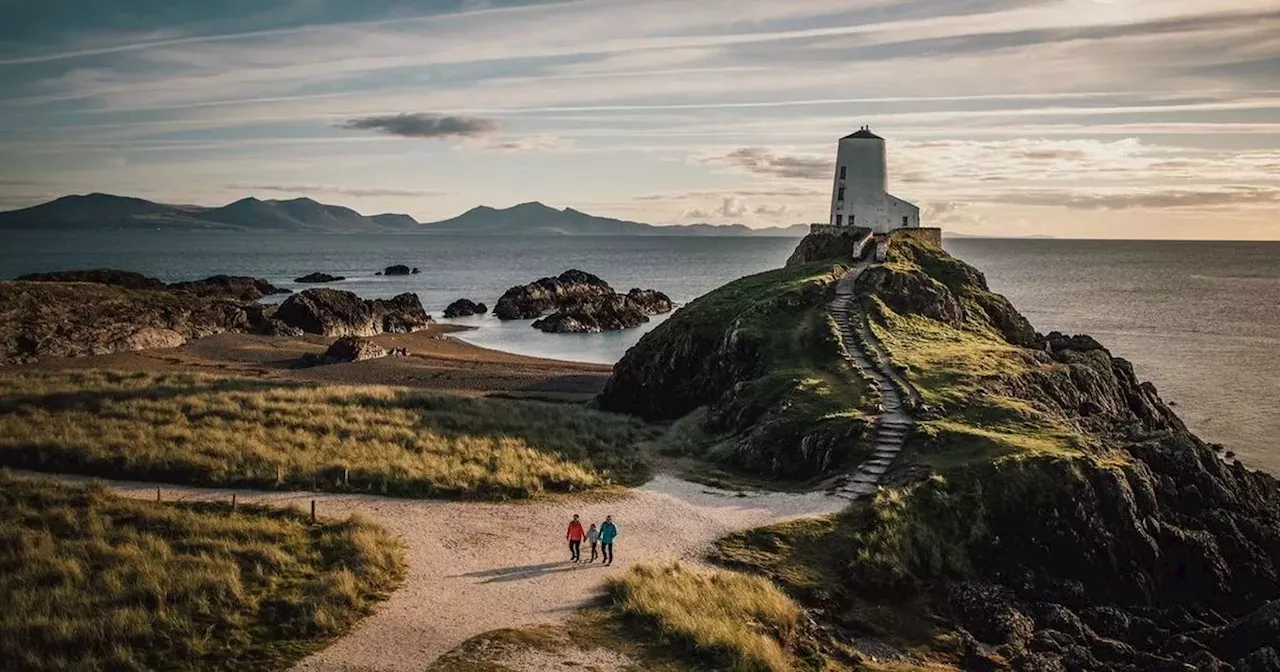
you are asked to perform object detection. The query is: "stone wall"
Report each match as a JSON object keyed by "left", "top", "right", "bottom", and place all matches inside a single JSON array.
[{"left": 892, "top": 227, "right": 942, "bottom": 246}]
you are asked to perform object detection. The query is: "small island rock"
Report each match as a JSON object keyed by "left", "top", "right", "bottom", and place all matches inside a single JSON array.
[
  {"left": 384, "top": 265, "right": 413, "bottom": 276},
  {"left": 493, "top": 270, "right": 616, "bottom": 320},
  {"left": 531, "top": 289, "right": 673, "bottom": 334},
  {"left": 443, "top": 299, "right": 488, "bottom": 318},
  {"left": 294, "top": 272, "right": 345, "bottom": 284}
]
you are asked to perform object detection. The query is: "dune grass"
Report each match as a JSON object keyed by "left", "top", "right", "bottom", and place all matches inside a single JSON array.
[
  {"left": 0, "top": 370, "right": 654, "bottom": 499},
  {"left": 607, "top": 562, "right": 815, "bottom": 672},
  {"left": 0, "top": 471, "right": 404, "bottom": 671}
]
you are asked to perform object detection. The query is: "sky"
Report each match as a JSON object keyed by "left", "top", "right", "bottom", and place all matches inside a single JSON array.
[{"left": 0, "top": 0, "right": 1277, "bottom": 239}]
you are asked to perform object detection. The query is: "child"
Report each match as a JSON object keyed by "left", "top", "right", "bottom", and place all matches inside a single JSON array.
[{"left": 586, "top": 523, "right": 600, "bottom": 563}]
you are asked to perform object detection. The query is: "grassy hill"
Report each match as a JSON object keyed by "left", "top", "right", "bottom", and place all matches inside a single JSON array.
[{"left": 603, "top": 230, "right": 1280, "bottom": 670}]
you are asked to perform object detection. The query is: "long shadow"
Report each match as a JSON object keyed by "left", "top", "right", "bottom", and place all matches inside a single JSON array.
[{"left": 451, "top": 561, "right": 598, "bottom": 584}]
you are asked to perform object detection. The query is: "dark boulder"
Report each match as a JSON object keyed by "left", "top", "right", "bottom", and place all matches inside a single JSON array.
[
  {"left": 383, "top": 264, "right": 412, "bottom": 276},
  {"left": 276, "top": 289, "right": 377, "bottom": 336},
  {"left": 493, "top": 269, "right": 615, "bottom": 320},
  {"left": 294, "top": 272, "right": 345, "bottom": 283},
  {"left": 169, "top": 275, "right": 291, "bottom": 301},
  {"left": 302, "top": 336, "right": 388, "bottom": 366},
  {"left": 14, "top": 268, "right": 166, "bottom": 291},
  {"left": 443, "top": 299, "right": 488, "bottom": 318},
  {"left": 373, "top": 293, "right": 432, "bottom": 333},
  {"left": 275, "top": 289, "right": 430, "bottom": 337}
]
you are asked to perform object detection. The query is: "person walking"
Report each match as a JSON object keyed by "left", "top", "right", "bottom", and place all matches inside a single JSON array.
[
  {"left": 586, "top": 523, "right": 600, "bottom": 563},
  {"left": 599, "top": 515, "right": 619, "bottom": 566},
  {"left": 566, "top": 515, "right": 586, "bottom": 563}
]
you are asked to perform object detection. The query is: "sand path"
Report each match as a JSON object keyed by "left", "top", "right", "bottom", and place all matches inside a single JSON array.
[{"left": 26, "top": 471, "right": 846, "bottom": 670}]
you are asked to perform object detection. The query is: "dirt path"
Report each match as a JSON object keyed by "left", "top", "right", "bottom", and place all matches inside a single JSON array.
[{"left": 26, "top": 471, "right": 845, "bottom": 670}]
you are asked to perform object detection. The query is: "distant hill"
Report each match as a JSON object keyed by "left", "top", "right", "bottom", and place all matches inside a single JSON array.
[
  {"left": 424, "top": 202, "right": 808, "bottom": 237},
  {"left": 0, "top": 193, "right": 808, "bottom": 236}
]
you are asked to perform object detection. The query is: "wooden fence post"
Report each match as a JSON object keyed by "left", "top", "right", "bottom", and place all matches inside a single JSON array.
[
  {"left": 156, "top": 487, "right": 161, "bottom": 503},
  {"left": 231, "top": 494, "right": 237, "bottom": 512},
  {"left": 310, "top": 499, "right": 316, "bottom": 523}
]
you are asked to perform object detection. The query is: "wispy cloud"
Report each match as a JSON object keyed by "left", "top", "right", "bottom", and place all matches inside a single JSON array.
[
  {"left": 708, "top": 148, "right": 831, "bottom": 180},
  {"left": 339, "top": 113, "right": 501, "bottom": 139}
]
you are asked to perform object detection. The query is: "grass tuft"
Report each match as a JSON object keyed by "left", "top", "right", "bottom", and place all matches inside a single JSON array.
[{"left": 607, "top": 561, "right": 809, "bottom": 672}]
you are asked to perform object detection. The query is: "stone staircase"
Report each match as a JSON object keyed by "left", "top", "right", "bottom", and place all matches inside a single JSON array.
[{"left": 828, "top": 265, "right": 916, "bottom": 500}]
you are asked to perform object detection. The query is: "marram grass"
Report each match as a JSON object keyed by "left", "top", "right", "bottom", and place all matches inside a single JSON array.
[
  {"left": 607, "top": 561, "right": 805, "bottom": 672},
  {"left": 0, "top": 370, "right": 653, "bottom": 499},
  {"left": 0, "top": 471, "right": 404, "bottom": 671}
]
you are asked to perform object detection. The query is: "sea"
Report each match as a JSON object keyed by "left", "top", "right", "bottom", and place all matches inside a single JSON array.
[{"left": 2, "top": 231, "right": 1277, "bottom": 474}]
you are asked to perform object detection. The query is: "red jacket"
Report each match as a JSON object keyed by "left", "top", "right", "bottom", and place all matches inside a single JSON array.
[{"left": 567, "top": 520, "right": 585, "bottom": 541}]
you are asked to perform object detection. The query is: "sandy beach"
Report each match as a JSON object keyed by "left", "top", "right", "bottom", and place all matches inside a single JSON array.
[{"left": 10, "top": 326, "right": 612, "bottom": 401}]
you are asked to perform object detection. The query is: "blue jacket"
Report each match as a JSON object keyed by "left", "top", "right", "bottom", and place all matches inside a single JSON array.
[{"left": 599, "top": 521, "right": 619, "bottom": 543}]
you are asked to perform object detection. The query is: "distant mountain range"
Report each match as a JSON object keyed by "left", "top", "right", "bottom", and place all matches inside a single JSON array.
[{"left": 0, "top": 193, "right": 810, "bottom": 237}]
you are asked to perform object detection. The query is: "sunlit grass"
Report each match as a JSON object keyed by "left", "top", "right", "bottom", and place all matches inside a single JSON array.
[
  {"left": 0, "top": 472, "right": 404, "bottom": 671},
  {"left": 0, "top": 370, "right": 654, "bottom": 499},
  {"left": 607, "top": 562, "right": 809, "bottom": 672}
]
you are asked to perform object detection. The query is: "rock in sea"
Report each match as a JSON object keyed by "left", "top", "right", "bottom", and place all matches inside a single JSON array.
[
  {"left": 294, "top": 272, "right": 345, "bottom": 283},
  {"left": 443, "top": 299, "right": 488, "bottom": 318}
]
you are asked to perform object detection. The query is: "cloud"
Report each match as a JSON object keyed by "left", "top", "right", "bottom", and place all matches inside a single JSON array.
[
  {"left": 339, "top": 113, "right": 500, "bottom": 139},
  {"left": 754, "top": 204, "right": 789, "bottom": 216},
  {"left": 985, "top": 187, "right": 1280, "bottom": 210},
  {"left": 709, "top": 148, "right": 831, "bottom": 180},
  {"left": 471, "top": 134, "right": 562, "bottom": 151},
  {"left": 226, "top": 184, "right": 444, "bottom": 198},
  {"left": 719, "top": 196, "right": 749, "bottom": 218}
]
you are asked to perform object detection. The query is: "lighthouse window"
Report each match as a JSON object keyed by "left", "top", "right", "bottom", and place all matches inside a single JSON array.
[
  {"left": 839, "top": 166, "right": 847, "bottom": 179},
  {"left": 835, "top": 215, "right": 843, "bottom": 226},
  {"left": 903, "top": 216, "right": 909, "bottom": 227},
  {"left": 837, "top": 187, "right": 845, "bottom": 201}
]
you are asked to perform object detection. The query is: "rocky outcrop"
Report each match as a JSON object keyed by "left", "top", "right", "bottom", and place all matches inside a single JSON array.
[
  {"left": 443, "top": 299, "right": 488, "bottom": 318},
  {"left": 493, "top": 270, "right": 615, "bottom": 320},
  {"left": 373, "top": 293, "right": 432, "bottom": 333},
  {"left": 294, "top": 272, "right": 345, "bottom": 283},
  {"left": 0, "top": 281, "right": 261, "bottom": 364},
  {"left": 301, "top": 336, "right": 406, "bottom": 366},
  {"left": 274, "top": 289, "right": 431, "bottom": 337},
  {"left": 785, "top": 227, "right": 872, "bottom": 266},
  {"left": 383, "top": 265, "right": 416, "bottom": 276},
  {"left": 168, "top": 275, "right": 291, "bottom": 302},
  {"left": 531, "top": 289, "right": 674, "bottom": 334},
  {"left": 626, "top": 288, "right": 675, "bottom": 315},
  {"left": 14, "top": 269, "right": 167, "bottom": 291}
]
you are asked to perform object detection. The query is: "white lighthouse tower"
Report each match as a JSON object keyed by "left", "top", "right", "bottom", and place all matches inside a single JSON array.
[{"left": 828, "top": 127, "right": 919, "bottom": 233}]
